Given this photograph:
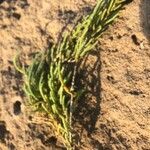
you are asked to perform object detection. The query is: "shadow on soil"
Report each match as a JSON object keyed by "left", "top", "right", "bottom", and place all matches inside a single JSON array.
[
  {"left": 73, "top": 48, "right": 102, "bottom": 149},
  {"left": 140, "top": 0, "right": 150, "bottom": 40}
]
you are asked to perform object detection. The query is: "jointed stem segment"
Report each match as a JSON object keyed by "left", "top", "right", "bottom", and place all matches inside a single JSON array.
[{"left": 14, "top": 0, "right": 130, "bottom": 149}]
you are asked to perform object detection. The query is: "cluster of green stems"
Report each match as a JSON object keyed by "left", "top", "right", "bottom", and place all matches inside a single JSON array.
[{"left": 14, "top": 0, "right": 130, "bottom": 149}]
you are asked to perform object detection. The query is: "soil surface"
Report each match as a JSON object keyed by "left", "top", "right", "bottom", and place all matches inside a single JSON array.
[{"left": 0, "top": 0, "right": 150, "bottom": 150}]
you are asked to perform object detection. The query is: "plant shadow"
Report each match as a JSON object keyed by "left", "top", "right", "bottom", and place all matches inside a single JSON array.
[{"left": 73, "top": 47, "right": 101, "bottom": 147}]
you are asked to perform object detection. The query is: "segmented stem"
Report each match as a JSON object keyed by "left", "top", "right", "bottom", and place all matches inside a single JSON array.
[{"left": 14, "top": 0, "right": 130, "bottom": 149}]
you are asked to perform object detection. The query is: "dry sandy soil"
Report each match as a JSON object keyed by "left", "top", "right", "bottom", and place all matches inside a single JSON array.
[{"left": 0, "top": 0, "right": 150, "bottom": 150}]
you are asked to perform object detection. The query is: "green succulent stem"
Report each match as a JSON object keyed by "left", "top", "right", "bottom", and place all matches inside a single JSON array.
[{"left": 14, "top": 0, "right": 130, "bottom": 149}]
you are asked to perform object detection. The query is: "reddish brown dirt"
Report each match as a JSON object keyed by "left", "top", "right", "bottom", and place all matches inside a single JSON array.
[{"left": 0, "top": 0, "right": 150, "bottom": 150}]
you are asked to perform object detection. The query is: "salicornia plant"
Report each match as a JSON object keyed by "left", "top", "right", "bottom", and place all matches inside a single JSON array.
[{"left": 14, "top": 0, "right": 131, "bottom": 149}]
